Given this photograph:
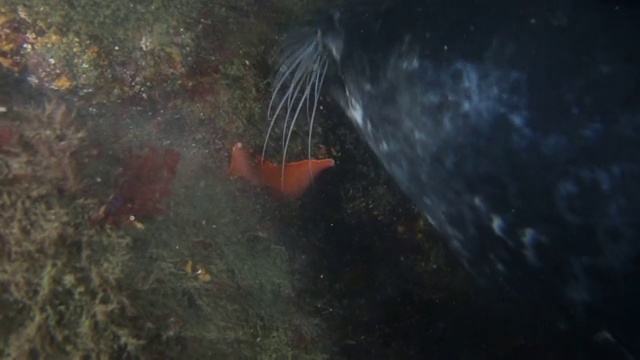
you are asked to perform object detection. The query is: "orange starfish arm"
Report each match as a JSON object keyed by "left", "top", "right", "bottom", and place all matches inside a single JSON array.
[
  {"left": 228, "top": 143, "right": 261, "bottom": 185},
  {"left": 258, "top": 158, "right": 335, "bottom": 198},
  {"left": 228, "top": 142, "right": 335, "bottom": 198}
]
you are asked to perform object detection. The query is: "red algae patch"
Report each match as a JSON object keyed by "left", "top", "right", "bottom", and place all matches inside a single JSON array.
[{"left": 93, "top": 147, "right": 181, "bottom": 227}]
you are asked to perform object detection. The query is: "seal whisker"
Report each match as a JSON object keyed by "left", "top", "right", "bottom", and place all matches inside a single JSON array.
[
  {"left": 262, "top": 37, "right": 318, "bottom": 161},
  {"left": 270, "top": 50, "right": 310, "bottom": 153},
  {"left": 281, "top": 62, "right": 312, "bottom": 147},
  {"left": 283, "top": 40, "right": 324, "bottom": 146},
  {"left": 307, "top": 56, "right": 328, "bottom": 174},
  {"left": 281, "top": 64, "right": 316, "bottom": 189},
  {"left": 262, "top": 28, "right": 329, "bottom": 191},
  {"left": 288, "top": 43, "right": 328, "bottom": 183}
]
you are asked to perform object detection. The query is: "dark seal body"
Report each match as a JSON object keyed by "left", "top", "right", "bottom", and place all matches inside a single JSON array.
[{"left": 272, "top": 0, "right": 640, "bottom": 351}]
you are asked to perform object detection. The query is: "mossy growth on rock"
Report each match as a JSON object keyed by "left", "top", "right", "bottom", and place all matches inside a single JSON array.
[{"left": 0, "top": 101, "right": 140, "bottom": 358}]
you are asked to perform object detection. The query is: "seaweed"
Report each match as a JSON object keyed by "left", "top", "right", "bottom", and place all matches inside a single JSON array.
[
  {"left": 0, "top": 101, "right": 84, "bottom": 192},
  {"left": 0, "top": 100, "right": 141, "bottom": 358}
]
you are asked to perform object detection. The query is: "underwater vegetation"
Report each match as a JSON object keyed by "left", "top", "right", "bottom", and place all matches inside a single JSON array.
[
  {"left": 0, "top": 101, "right": 139, "bottom": 358},
  {"left": 0, "top": 102, "right": 83, "bottom": 192},
  {"left": 0, "top": 89, "right": 331, "bottom": 359}
]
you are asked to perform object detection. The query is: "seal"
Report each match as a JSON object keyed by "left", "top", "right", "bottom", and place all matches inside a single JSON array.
[{"left": 267, "top": 0, "right": 640, "bottom": 350}]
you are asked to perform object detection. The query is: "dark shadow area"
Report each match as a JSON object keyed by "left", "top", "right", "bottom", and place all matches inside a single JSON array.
[{"left": 284, "top": 104, "right": 640, "bottom": 359}]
